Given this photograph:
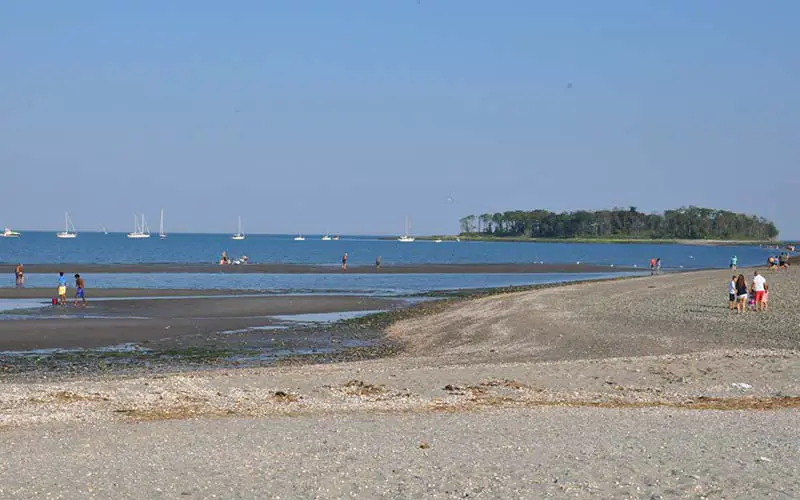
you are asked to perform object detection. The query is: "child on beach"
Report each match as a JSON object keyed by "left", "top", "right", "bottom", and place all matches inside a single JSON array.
[
  {"left": 762, "top": 284, "right": 769, "bottom": 310},
  {"left": 73, "top": 274, "right": 86, "bottom": 307},
  {"left": 57, "top": 271, "right": 68, "bottom": 305},
  {"left": 747, "top": 291, "right": 756, "bottom": 312},
  {"left": 728, "top": 275, "right": 737, "bottom": 310}
]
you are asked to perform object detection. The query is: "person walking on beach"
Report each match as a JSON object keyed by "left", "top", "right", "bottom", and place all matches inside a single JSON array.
[
  {"left": 735, "top": 274, "right": 748, "bottom": 314},
  {"left": 57, "top": 271, "right": 68, "bottom": 305},
  {"left": 751, "top": 271, "right": 767, "bottom": 312},
  {"left": 14, "top": 263, "right": 24, "bottom": 286},
  {"left": 341, "top": 252, "right": 348, "bottom": 271},
  {"left": 728, "top": 275, "right": 737, "bottom": 311},
  {"left": 730, "top": 255, "right": 738, "bottom": 271},
  {"left": 73, "top": 274, "right": 86, "bottom": 307}
]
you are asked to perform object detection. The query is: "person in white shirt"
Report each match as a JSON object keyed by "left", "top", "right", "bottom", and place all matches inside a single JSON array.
[
  {"left": 728, "top": 275, "right": 737, "bottom": 310},
  {"left": 751, "top": 271, "right": 767, "bottom": 312}
]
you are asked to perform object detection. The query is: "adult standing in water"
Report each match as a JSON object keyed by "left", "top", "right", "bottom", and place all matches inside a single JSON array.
[
  {"left": 730, "top": 255, "right": 738, "bottom": 271},
  {"left": 375, "top": 255, "right": 382, "bottom": 270},
  {"left": 14, "top": 263, "right": 23, "bottom": 286},
  {"left": 341, "top": 252, "right": 348, "bottom": 271}
]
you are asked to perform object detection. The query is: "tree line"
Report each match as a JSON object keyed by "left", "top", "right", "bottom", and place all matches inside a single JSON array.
[{"left": 458, "top": 206, "right": 779, "bottom": 240}]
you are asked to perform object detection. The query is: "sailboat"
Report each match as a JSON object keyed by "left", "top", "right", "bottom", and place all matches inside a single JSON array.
[
  {"left": 321, "top": 232, "right": 332, "bottom": 241},
  {"left": 398, "top": 216, "right": 415, "bottom": 242},
  {"left": 2, "top": 227, "right": 21, "bottom": 238},
  {"left": 56, "top": 212, "right": 78, "bottom": 239},
  {"left": 232, "top": 216, "right": 245, "bottom": 240},
  {"left": 294, "top": 234, "right": 305, "bottom": 241},
  {"left": 159, "top": 209, "right": 167, "bottom": 239},
  {"left": 127, "top": 214, "right": 151, "bottom": 239},
  {"left": 102, "top": 226, "right": 108, "bottom": 235}
]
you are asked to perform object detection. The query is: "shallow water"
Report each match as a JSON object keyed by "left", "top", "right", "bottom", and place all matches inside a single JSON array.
[
  {"left": 12, "top": 271, "right": 639, "bottom": 295},
  {"left": 0, "top": 231, "right": 776, "bottom": 268},
  {"left": 0, "top": 298, "right": 49, "bottom": 313}
]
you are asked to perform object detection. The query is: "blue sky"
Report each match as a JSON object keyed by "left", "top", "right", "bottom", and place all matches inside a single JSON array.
[{"left": 1, "top": 1, "right": 798, "bottom": 237}]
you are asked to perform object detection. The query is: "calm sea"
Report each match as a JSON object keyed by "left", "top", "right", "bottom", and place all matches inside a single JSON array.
[
  {"left": 0, "top": 232, "right": 770, "bottom": 268},
  {"left": 1, "top": 232, "right": 776, "bottom": 294}
]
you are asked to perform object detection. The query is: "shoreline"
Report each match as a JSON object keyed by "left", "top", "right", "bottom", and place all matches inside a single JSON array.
[
  {"left": 410, "top": 235, "right": 776, "bottom": 246},
  {"left": 0, "top": 262, "right": 633, "bottom": 275},
  {"left": 1, "top": 267, "right": 798, "bottom": 498}
]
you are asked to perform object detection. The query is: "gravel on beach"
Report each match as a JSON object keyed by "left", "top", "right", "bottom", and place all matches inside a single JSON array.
[{"left": 1, "top": 267, "right": 798, "bottom": 498}]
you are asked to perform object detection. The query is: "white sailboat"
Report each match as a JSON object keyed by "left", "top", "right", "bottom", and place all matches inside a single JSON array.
[
  {"left": 294, "top": 234, "right": 305, "bottom": 241},
  {"left": 127, "top": 214, "right": 151, "bottom": 239},
  {"left": 321, "top": 232, "right": 332, "bottom": 241},
  {"left": 159, "top": 209, "right": 167, "bottom": 239},
  {"left": 102, "top": 226, "right": 108, "bottom": 235},
  {"left": 232, "top": 216, "right": 245, "bottom": 240},
  {"left": 56, "top": 212, "right": 78, "bottom": 239},
  {"left": 398, "top": 216, "right": 415, "bottom": 242},
  {"left": 2, "top": 227, "right": 21, "bottom": 238}
]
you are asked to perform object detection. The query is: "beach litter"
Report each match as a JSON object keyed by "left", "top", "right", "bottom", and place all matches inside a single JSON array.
[{"left": 731, "top": 383, "right": 752, "bottom": 390}]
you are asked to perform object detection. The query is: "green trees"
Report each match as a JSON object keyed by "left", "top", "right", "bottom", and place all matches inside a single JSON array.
[{"left": 459, "top": 206, "right": 779, "bottom": 240}]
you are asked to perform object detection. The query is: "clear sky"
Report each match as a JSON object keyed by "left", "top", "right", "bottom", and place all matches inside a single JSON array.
[{"left": 1, "top": 1, "right": 798, "bottom": 237}]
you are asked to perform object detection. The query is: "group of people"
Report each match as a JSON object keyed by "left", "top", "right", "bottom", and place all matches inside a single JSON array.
[
  {"left": 218, "top": 251, "right": 248, "bottom": 265},
  {"left": 648, "top": 257, "right": 662, "bottom": 275},
  {"left": 55, "top": 271, "right": 87, "bottom": 307},
  {"left": 728, "top": 271, "right": 768, "bottom": 314},
  {"left": 767, "top": 253, "right": 790, "bottom": 271},
  {"left": 341, "top": 253, "right": 382, "bottom": 270}
]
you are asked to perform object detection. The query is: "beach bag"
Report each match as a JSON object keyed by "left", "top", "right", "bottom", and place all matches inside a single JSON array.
[{"left": 52, "top": 297, "right": 58, "bottom": 305}]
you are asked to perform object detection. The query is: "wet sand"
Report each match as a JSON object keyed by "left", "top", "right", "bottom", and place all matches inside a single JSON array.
[
  {"left": 0, "top": 295, "right": 403, "bottom": 350},
  {"left": 1, "top": 262, "right": 629, "bottom": 275},
  {"left": 0, "top": 288, "right": 265, "bottom": 299}
]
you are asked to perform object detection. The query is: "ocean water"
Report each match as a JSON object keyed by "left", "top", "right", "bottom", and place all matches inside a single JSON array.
[
  {"left": 12, "top": 272, "right": 636, "bottom": 296},
  {"left": 0, "top": 231, "right": 775, "bottom": 269}
]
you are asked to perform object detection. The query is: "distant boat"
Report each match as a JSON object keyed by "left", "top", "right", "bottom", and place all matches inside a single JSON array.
[
  {"left": 232, "top": 216, "right": 245, "bottom": 240},
  {"left": 159, "top": 209, "right": 167, "bottom": 239},
  {"left": 332, "top": 235, "right": 340, "bottom": 240},
  {"left": 2, "top": 227, "right": 21, "bottom": 238},
  {"left": 434, "top": 238, "right": 443, "bottom": 243},
  {"left": 321, "top": 232, "right": 332, "bottom": 241},
  {"left": 294, "top": 234, "right": 305, "bottom": 241},
  {"left": 398, "top": 216, "right": 415, "bottom": 242},
  {"left": 56, "top": 212, "right": 77, "bottom": 239},
  {"left": 127, "top": 214, "right": 151, "bottom": 239},
  {"left": 102, "top": 226, "right": 108, "bottom": 235}
]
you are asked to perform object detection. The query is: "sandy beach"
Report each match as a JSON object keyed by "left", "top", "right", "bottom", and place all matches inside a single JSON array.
[{"left": 1, "top": 267, "right": 798, "bottom": 497}]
